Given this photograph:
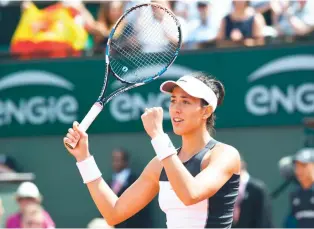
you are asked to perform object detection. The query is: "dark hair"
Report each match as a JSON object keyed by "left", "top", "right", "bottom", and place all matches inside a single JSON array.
[{"left": 192, "top": 72, "right": 225, "bottom": 133}]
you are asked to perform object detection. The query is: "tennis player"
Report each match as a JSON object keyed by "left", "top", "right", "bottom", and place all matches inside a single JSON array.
[{"left": 64, "top": 72, "right": 241, "bottom": 228}]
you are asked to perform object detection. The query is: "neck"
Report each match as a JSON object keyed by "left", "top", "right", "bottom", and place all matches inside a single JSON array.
[
  {"left": 233, "top": 7, "right": 246, "bottom": 16},
  {"left": 200, "top": 17, "right": 207, "bottom": 25},
  {"left": 180, "top": 126, "right": 211, "bottom": 161}
]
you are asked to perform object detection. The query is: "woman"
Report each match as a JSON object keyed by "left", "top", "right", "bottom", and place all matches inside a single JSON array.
[
  {"left": 6, "top": 182, "right": 55, "bottom": 228},
  {"left": 217, "top": 0, "right": 265, "bottom": 46},
  {"left": 64, "top": 72, "right": 241, "bottom": 228},
  {"left": 93, "top": 1, "right": 125, "bottom": 47},
  {"left": 21, "top": 203, "right": 46, "bottom": 228}
]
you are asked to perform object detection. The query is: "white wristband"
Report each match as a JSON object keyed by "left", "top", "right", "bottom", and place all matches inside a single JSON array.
[
  {"left": 151, "top": 134, "right": 177, "bottom": 161},
  {"left": 76, "top": 156, "right": 102, "bottom": 184}
]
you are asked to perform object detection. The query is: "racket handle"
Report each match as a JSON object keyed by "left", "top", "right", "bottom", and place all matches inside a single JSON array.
[{"left": 65, "top": 102, "right": 103, "bottom": 149}]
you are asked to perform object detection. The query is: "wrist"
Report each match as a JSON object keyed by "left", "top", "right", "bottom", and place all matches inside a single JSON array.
[
  {"left": 151, "top": 133, "right": 177, "bottom": 161},
  {"left": 76, "top": 155, "right": 102, "bottom": 184},
  {"left": 75, "top": 152, "right": 91, "bottom": 163},
  {"left": 150, "top": 130, "right": 165, "bottom": 139}
]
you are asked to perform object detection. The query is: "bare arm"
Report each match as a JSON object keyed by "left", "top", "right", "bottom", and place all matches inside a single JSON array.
[
  {"left": 287, "top": 15, "right": 313, "bottom": 36},
  {"left": 250, "top": 13, "right": 266, "bottom": 46},
  {"left": 216, "top": 18, "right": 226, "bottom": 41},
  {"left": 161, "top": 144, "right": 241, "bottom": 205},
  {"left": 87, "top": 158, "right": 160, "bottom": 225},
  {"left": 140, "top": 107, "right": 241, "bottom": 206},
  {"left": 64, "top": 122, "right": 161, "bottom": 226}
]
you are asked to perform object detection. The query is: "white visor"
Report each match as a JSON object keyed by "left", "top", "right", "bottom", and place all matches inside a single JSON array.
[{"left": 160, "top": 75, "right": 218, "bottom": 111}]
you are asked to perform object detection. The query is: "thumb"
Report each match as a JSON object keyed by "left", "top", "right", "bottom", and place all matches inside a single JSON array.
[{"left": 73, "top": 121, "right": 86, "bottom": 138}]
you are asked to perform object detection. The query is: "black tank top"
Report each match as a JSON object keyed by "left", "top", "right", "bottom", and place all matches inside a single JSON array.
[
  {"left": 224, "top": 14, "right": 255, "bottom": 39},
  {"left": 159, "top": 139, "right": 240, "bottom": 228}
]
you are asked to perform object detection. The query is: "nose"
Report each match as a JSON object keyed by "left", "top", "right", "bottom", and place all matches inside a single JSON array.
[{"left": 173, "top": 103, "right": 182, "bottom": 114}]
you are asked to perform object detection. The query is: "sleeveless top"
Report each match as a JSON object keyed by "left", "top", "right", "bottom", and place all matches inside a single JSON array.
[
  {"left": 158, "top": 139, "right": 240, "bottom": 228},
  {"left": 224, "top": 15, "right": 255, "bottom": 39}
]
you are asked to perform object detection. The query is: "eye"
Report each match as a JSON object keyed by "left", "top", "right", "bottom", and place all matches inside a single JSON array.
[
  {"left": 170, "top": 99, "right": 176, "bottom": 103},
  {"left": 183, "top": 100, "right": 190, "bottom": 104}
]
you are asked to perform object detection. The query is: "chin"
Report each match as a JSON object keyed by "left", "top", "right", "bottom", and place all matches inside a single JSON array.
[{"left": 172, "top": 126, "right": 189, "bottom": 136}]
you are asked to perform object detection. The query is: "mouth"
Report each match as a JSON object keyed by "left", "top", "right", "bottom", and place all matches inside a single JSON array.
[{"left": 172, "top": 117, "right": 184, "bottom": 123}]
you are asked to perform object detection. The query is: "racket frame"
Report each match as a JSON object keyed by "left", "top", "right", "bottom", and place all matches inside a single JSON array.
[{"left": 65, "top": 3, "right": 182, "bottom": 149}]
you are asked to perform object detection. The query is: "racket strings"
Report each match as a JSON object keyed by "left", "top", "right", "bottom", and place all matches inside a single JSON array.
[
  {"left": 110, "top": 4, "right": 180, "bottom": 83},
  {"left": 127, "top": 7, "right": 179, "bottom": 52},
  {"left": 121, "top": 25, "right": 177, "bottom": 59},
  {"left": 122, "top": 24, "right": 177, "bottom": 61}
]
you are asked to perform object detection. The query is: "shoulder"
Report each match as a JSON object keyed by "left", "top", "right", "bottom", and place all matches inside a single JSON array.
[
  {"left": 6, "top": 213, "right": 20, "bottom": 226},
  {"left": 43, "top": 210, "right": 55, "bottom": 225},
  {"left": 203, "top": 142, "right": 241, "bottom": 174},
  {"left": 212, "top": 142, "right": 241, "bottom": 162},
  {"left": 254, "top": 13, "right": 266, "bottom": 25}
]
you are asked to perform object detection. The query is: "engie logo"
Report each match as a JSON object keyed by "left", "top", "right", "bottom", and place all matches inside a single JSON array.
[
  {"left": 0, "top": 70, "right": 78, "bottom": 126},
  {"left": 245, "top": 55, "right": 314, "bottom": 116},
  {"left": 109, "top": 65, "right": 196, "bottom": 122}
]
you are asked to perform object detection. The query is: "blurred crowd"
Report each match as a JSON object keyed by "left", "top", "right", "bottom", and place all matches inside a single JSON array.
[
  {"left": 2, "top": 144, "right": 314, "bottom": 228},
  {"left": 3, "top": 0, "right": 314, "bottom": 58}
]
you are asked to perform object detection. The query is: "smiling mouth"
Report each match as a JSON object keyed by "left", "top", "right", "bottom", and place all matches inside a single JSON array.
[{"left": 173, "top": 118, "right": 184, "bottom": 123}]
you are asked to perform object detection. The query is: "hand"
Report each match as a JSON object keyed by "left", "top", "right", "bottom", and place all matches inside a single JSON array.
[
  {"left": 230, "top": 29, "right": 243, "bottom": 42},
  {"left": 63, "top": 121, "right": 91, "bottom": 162},
  {"left": 141, "top": 107, "right": 165, "bottom": 139}
]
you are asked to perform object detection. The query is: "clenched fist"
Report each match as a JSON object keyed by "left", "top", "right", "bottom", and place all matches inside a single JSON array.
[
  {"left": 141, "top": 107, "right": 165, "bottom": 139},
  {"left": 63, "top": 121, "right": 91, "bottom": 162}
]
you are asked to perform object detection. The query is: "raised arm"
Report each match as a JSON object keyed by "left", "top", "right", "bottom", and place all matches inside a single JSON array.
[
  {"left": 64, "top": 122, "right": 160, "bottom": 226},
  {"left": 141, "top": 107, "right": 241, "bottom": 206},
  {"left": 161, "top": 144, "right": 240, "bottom": 205}
]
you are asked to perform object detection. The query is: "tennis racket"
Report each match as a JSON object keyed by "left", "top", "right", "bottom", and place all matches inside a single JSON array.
[{"left": 65, "top": 3, "right": 182, "bottom": 149}]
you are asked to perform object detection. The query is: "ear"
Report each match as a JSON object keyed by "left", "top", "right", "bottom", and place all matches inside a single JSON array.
[{"left": 202, "top": 105, "right": 213, "bottom": 120}]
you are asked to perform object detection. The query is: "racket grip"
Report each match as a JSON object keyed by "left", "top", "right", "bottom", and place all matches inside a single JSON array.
[{"left": 65, "top": 102, "right": 103, "bottom": 149}]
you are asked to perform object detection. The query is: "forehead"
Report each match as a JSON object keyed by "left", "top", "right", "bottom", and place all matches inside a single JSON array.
[
  {"left": 112, "top": 151, "right": 124, "bottom": 157},
  {"left": 171, "top": 86, "right": 196, "bottom": 99},
  {"left": 295, "top": 161, "right": 311, "bottom": 167}
]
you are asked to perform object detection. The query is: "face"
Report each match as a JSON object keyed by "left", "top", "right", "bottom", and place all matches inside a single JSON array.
[
  {"left": 112, "top": 151, "right": 127, "bottom": 173},
  {"left": 151, "top": 1, "right": 169, "bottom": 21},
  {"left": 17, "top": 198, "right": 38, "bottom": 212},
  {"left": 198, "top": 4, "right": 209, "bottom": 21},
  {"left": 169, "top": 86, "right": 210, "bottom": 136},
  {"left": 21, "top": 207, "right": 44, "bottom": 229},
  {"left": 295, "top": 161, "right": 314, "bottom": 185},
  {"left": 233, "top": 0, "right": 248, "bottom": 9},
  {"left": 109, "top": 2, "right": 123, "bottom": 24}
]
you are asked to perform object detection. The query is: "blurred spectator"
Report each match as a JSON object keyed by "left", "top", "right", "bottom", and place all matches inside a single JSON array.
[
  {"left": 184, "top": 1, "right": 220, "bottom": 48},
  {"left": 106, "top": 148, "right": 152, "bottom": 228},
  {"left": 217, "top": 0, "right": 266, "bottom": 46},
  {"left": 20, "top": 203, "right": 46, "bottom": 228},
  {"left": 287, "top": 148, "right": 314, "bottom": 228},
  {"left": 94, "top": 1, "right": 125, "bottom": 47},
  {"left": 251, "top": 0, "right": 274, "bottom": 25},
  {"left": 273, "top": 0, "right": 314, "bottom": 37},
  {"left": 5, "top": 182, "right": 55, "bottom": 228},
  {"left": 0, "top": 154, "right": 19, "bottom": 173},
  {"left": 232, "top": 159, "right": 273, "bottom": 228}
]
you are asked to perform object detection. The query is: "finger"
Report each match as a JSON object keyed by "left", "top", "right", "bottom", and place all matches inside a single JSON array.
[
  {"left": 66, "top": 133, "right": 76, "bottom": 142},
  {"left": 64, "top": 137, "right": 73, "bottom": 145},
  {"left": 69, "top": 128, "right": 80, "bottom": 140},
  {"left": 73, "top": 121, "right": 85, "bottom": 137}
]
